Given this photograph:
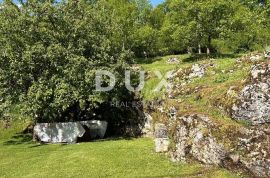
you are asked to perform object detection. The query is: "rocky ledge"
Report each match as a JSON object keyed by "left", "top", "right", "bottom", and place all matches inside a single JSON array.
[
  {"left": 232, "top": 62, "right": 270, "bottom": 125},
  {"left": 154, "top": 114, "right": 269, "bottom": 177},
  {"left": 148, "top": 61, "right": 270, "bottom": 177}
]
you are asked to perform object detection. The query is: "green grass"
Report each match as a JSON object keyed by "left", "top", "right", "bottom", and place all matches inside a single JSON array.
[
  {"left": 138, "top": 54, "right": 190, "bottom": 74},
  {"left": 137, "top": 54, "right": 192, "bottom": 100},
  {"left": 138, "top": 54, "right": 250, "bottom": 116},
  {"left": 0, "top": 138, "right": 197, "bottom": 178},
  {"left": 138, "top": 54, "right": 247, "bottom": 101},
  {"left": 0, "top": 120, "right": 241, "bottom": 178}
]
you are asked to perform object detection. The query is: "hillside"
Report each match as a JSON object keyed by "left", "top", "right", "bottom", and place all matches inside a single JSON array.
[
  {"left": 138, "top": 53, "right": 269, "bottom": 177},
  {"left": 1, "top": 53, "right": 269, "bottom": 177}
]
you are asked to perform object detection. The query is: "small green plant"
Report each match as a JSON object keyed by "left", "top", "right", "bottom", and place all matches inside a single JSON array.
[
  {"left": 237, "top": 120, "right": 252, "bottom": 127},
  {"left": 214, "top": 75, "right": 229, "bottom": 83}
]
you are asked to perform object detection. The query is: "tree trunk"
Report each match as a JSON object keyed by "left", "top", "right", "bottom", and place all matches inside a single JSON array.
[
  {"left": 187, "top": 47, "right": 192, "bottom": 54},
  {"left": 198, "top": 44, "right": 201, "bottom": 54},
  {"left": 207, "top": 36, "right": 211, "bottom": 55},
  {"left": 207, "top": 47, "right": 210, "bottom": 55}
]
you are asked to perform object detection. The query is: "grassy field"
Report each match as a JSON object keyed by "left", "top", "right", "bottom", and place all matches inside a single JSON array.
[{"left": 0, "top": 120, "right": 241, "bottom": 178}]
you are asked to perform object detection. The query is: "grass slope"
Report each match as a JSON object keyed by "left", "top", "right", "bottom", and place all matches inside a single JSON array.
[
  {"left": 137, "top": 54, "right": 252, "bottom": 127},
  {"left": 0, "top": 120, "right": 239, "bottom": 178},
  {"left": 138, "top": 54, "right": 245, "bottom": 101},
  {"left": 137, "top": 54, "right": 191, "bottom": 100}
]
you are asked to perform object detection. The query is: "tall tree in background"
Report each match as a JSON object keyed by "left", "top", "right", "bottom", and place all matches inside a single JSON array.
[
  {"left": 226, "top": 0, "right": 270, "bottom": 52},
  {"left": 159, "top": 0, "right": 270, "bottom": 54},
  {"left": 164, "top": 0, "right": 240, "bottom": 54},
  {"left": 105, "top": 0, "right": 159, "bottom": 57}
]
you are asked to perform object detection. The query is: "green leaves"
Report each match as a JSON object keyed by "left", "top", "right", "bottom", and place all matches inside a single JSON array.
[
  {"left": 0, "top": 1, "right": 128, "bottom": 122},
  {"left": 160, "top": 0, "right": 270, "bottom": 54}
]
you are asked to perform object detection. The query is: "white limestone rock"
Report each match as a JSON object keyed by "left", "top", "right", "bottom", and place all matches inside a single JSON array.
[
  {"left": 34, "top": 120, "right": 108, "bottom": 143},
  {"left": 34, "top": 122, "right": 85, "bottom": 143},
  {"left": 189, "top": 64, "right": 205, "bottom": 78}
]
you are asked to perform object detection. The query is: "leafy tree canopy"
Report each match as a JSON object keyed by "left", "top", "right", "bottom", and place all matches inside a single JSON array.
[{"left": 0, "top": 0, "right": 131, "bottom": 122}]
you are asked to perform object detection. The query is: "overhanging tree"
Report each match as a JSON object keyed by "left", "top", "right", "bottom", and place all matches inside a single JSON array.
[{"left": 0, "top": 0, "right": 130, "bottom": 122}]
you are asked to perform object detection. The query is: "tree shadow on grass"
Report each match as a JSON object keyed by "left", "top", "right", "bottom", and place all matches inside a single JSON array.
[
  {"left": 3, "top": 133, "right": 34, "bottom": 145},
  {"left": 90, "top": 136, "right": 134, "bottom": 143},
  {"left": 134, "top": 56, "right": 163, "bottom": 64},
  {"left": 2, "top": 132, "right": 135, "bottom": 148}
]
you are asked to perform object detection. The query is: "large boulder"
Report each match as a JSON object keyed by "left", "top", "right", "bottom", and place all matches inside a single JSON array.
[
  {"left": 80, "top": 120, "right": 108, "bottom": 139},
  {"left": 34, "top": 122, "right": 85, "bottom": 143},
  {"left": 34, "top": 120, "right": 108, "bottom": 143},
  {"left": 232, "top": 63, "right": 270, "bottom": 125},
  {"left": 152, "top": 112, "right": 270, "bottom": 177}
]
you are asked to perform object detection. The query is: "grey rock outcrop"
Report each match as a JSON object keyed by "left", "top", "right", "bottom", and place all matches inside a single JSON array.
[
  {"left": 250, "top": 55, "right": 262, "bottom": 61},
  {"left": 237, "top": 125, "right": 270, "bottom": 177},
  {"left": 150, "top": 61, "right": 270, "bottom": 177},
  {"left": 189, "top": 64, "right": 205, "bottom": 78},
  {"left": 153, "top": 113, "right": 270, "bottom": 177},
  {"left": 170, "top": 115, "right": 226, "bottom": 165},
  {"left": 232, "top": 63, "right": 270, "bottom": 125}
]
